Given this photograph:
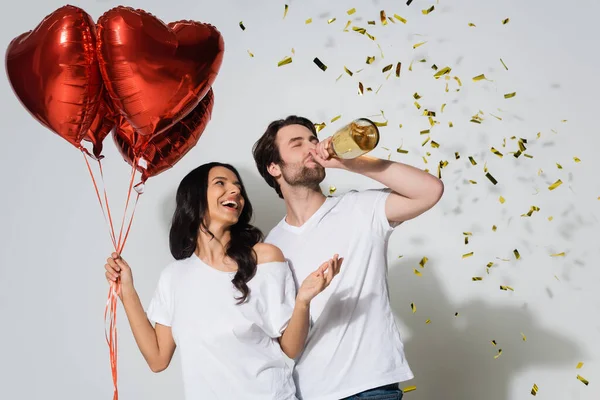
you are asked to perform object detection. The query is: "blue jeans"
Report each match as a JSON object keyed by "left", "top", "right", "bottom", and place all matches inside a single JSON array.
[{"left": 340, "top": 384, "right": 403, "bottom": 400}]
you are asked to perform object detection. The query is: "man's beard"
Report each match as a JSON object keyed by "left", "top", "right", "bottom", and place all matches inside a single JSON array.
[{"left": 280, "top": 160, "right": 325, "bottom": 190}]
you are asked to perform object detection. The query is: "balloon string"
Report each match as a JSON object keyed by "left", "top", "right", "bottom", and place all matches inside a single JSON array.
[{"left": 116, "top": 157, "right": 138, "bottom": 248}]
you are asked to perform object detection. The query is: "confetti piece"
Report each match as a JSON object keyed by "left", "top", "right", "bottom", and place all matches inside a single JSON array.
[
  {"left": 328, "top": 17, "right": 337, "bottom": 24},
  {"left": 411, "top": 303, "right": 416, "bottom": 313},
  {"left": 521, "top": 205, "right": 540, "bottom": 217},
  {"left": 469, "top": 22, "right": 476, "bottom": 27},
  {"left": 521, "top": 332, "right": 527, "bottom": 341},
  {"left": 548, "top": 216, "right": 553, "bottom": 221},
  {"left": 394, "top": 14, "right": 407, "bottom": 23},
  {"left": 574, "top": 157, "right": 581, "bottom": 162},
  {"left": 420, "top": 129, "right": 429, "bottom": 134},
  {"left": 550, "top": 252, "right": 565, "bottom": 257},
  {"left": 408, "top": 60, "right": 413, "bottom": 71},
  {"left": 494, "top": 349, "right": 503, "bottom": 359},
  {"left": 347, "top": 7, "right": 356, "bottom": 15},
  {"left": 441, "top": 103, "right": 447, "bottom": 113},
  {"left": 502, "top": 18, "right": 510, "bottom": 24},
  {"left": 491, "top": 113, "right": 502, "bottom": 120},
  {"left": 278, "top": 56, "right": 293, "bottom": 67},
  {"left": 499, "top": 196, "right": 506, "bottom": 204},
  {"left": 472, "top": 277, "right": 483, "bottom": 281},
  {"left": 344, "top": 66, "right": 354, "bottom": 76},
  {"left": 500, "top": 285, "right": 514, "bottom": 291},
  {"left": 577, "top": 375, "right": 589, "bottom": 386},
  {"left": 491, "top": 147, "right": 504, "bottom": 158},
  {"left": 548, "top": 179, "right": 563, "bottom": 190},
  {"left": 403, "top": 386, "right": 416, "bottom": 393},
  {"left": 247, "top": 50, "right": 254, "bottom": 57},
  {"left": 576, "top": 362, "right": 584, "bottom": 369},
  {"left": 305, "top": 18, "right": 313, "bottom": 24},
  {"left": 504, "top": 92, "right": 516, "bottom": 99},
  {"left": 382, "top": 64, "right": 393, "bottom": 73},
  {"left": 366, "top": 32, "right": 376, "bottom": 41},
  {"left": 397, "top": 148, "right": 408, "bottom": 154},
  {"left": 449, "top": 121, "right": 453, "bottom": 127},
  {"left": 425, "top": 319, "right": 431, "bottom": 324},
  {"left": 314, "top": 123, "right": 326, "bottom": 133},
  {"left": 455, "top": 312, "right": 459, "bottom": 317},
  {"left": 239, "top": 21, "right": 246, "bottom": 30},
  {"left": 431, "top": 141, "right": 440, "bottom": 148},
  {"left": 352, "top": 26, "right": 366, "bottom": 34},
  {"left": 380, "top": 10, "right": 388, "bottom": 25},
  {"left": 454, "top": 76, "right": 462, "bottom": 86},
  {"left": 313, "top": 57, "right": 327, "bottom": 71},
  {"left": 491, "top": 340, "right": 497, "bottom": 346},
  {"left": 556, "top": 163, "right": 563, "bottom": 169},
  {"left": 419, "top": 257, "right": 428, "bottom": 268},
  {"left": 531, "top": 384, "right": 539, "bottom": 396},
  {"left": 415, "top": 102, "right": 422, "bottom": 110},
  {"left": 366, "top": 56, "right": 375, "bottom": 64},
  {"left": 492, "top": 225, "right": 497, "bottom": 231},
  {"left": 330, "top": 115, "right": 341, "bottom": 123},
  {"left": 485, "top": 173, "right": 498, "bottom": 185},
  {"left": 434, "top": 67, "right": 452, "bottom": 79},
  {"left": 413, "top": 41, "right": 427, "bottom": 49},
  {"left": 283, "top": 4, "right": 289, "bottom": 19},
  {"left": 413, "top": 268, "right": 422, "bottom": 276},
  {"left": 358, "top": 82, "right": 364, "bottom": 95},
  {"left": 473, "top": 74, "right": 488, "bottom": 81},
  {"left": 422, "top": 6, "right": 435, "bottom": 14},
  {"left": 343, "top": 20, "right": 352, "bottom": 31},
  {"left": 463, "top": 252, "right": 474, "bottom": 259},
  {"left": 414, "top": 92, "right": 422, "bottom": 100},
  {"left": 500, "top": 58, "right": 508, "bottom": 70},
  {"left": 513, "top": 249, "right": 521, "bottom": 260},
  {"left": 395, "top": 62, "right": 402, "bottom": 77},
  {"left": 328, "top": 186, "right": 336, "bottom": 194}
]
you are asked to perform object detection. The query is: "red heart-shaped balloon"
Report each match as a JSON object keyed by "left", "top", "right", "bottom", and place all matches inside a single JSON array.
[
  {"left": 114, "top": 88, "right": 214, "bottom": 182},
  {"left": 6, "top": 5, "right": 102, "bottom": 148},
  {"left": 83, "top": 89, "right": 118, "bottom": 159},
  {"left": 97, "top": 7, "right": 224, "bottom": 139}
]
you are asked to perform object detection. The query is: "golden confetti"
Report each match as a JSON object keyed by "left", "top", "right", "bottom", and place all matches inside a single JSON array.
[
  {"left": 500, "top": 58, "right": 508, "bottom": 70},
  {"left": 366, "top": 32, "right": 376, "bottom": 41},
  {"left": 415, "top": 102, "right": 422, "bottom": 110},
  {"left": 441, "top": 103, "right": 447, "bottom": 113},
  {"left": 425, "top": 319, "right": 431, "bottom": 324},
  {"left": 314, "top": 123, "right": 326, "bottom": 133},
  {"left": 413, "top": 268, "right": 422, "bottom": 276},
  {"left": 485, "top": 172, "right": 498, "bottom": 185},
  {"left": 408, "top": 60, "right": 413, "bottom": 71},
  {"left": 239, "top": 21, "right": 246, "bottom": 30},
  {"left": 491, "top": 147, "right": 504, "bottom": 158},
  {"left": 311, "top": 57, "right": 327, "bottom": 71},
  {"left": 422, "top": 137, "right": 430, "bottom": 146},
  {"left": 556, "top": 163, "right": 563, "bottom": 169},
  {"left": 414, "top": 92, "right": 422, "bottom": 100},
  {"left": 502, "top": 17, "right": 510, "bottom": 24},
  {"left": 377, "top": 43, "right": 385, "bottom": 59},
  {"left": 374, "top": 120, "right": 388, "bottom": 127},
  {"left": 548, "top": 179, "right": 563, "bottom": 190},
  {"left": 411, "top": 303, "right": 416, "bottom": 313},
  {"left": 278, "top": 56, "right": 293, "bottom": 67},
  {"left": 419, "top": 257, "right": 428, "bottom": 268},
  {"left": 577, "top": 375, "right": 589, "bottom": 386},
  {"left": 463, "top": 252, "right": 474, "bottom": 259},
  {"left": 494, "top": 349, "right": 503, "bottom": 359},
  {"left": 403, "top": 386, "right": 417, "bottom": 393},
  {"left": 449, "top": 121, "right": 454, "bottom": 127},
  {"left": 330, "top": 115, "right": 341, "bottom": 123},
  {"left": 550, "top": 252, "right": 565, "bottom": 257},
  {"left": 454, "top": 76, "right": 463, "bottom": 86},
  {"left": 283, "top": 4, "right": 289, "bottom": 19},
  {"left": 407, "top": 0, "right": 414, "bottom": 5},
  {"left": 344, "top": 66, "right": 354, "bottom": 76},
  {"left": 352, "top": 26, "right": 366, "bottom": 34},
  {"left": 368, "top": 21, "right": 376, "bottom": 25},
  {"left": 395, "top": 62, "right": 402, "bottom": 77},
  {"left": 491, "top": 340, "right": 497, "bottom": 346},
  {"left": 574, "top": 157, "right": 581, "bottom": 162},
  {"left": 492, "top": 225, "right": 497, "bottom": 231},
  {"left": 399, "top": 124, "right": 403, "bottom": 128},
  {"left": 247, "top": 50, "right": 254, "bottom": 57},
  {"left": 343, "top": 20, "right": 352, "bottom": 31},
  {"left": 329, "top": 186, "right": 336, "bottom": 194},
  {"left": 500, "top": 285, "right": 514, "bottom": 291},
  {"left": 468, "top": 22, "right": 476, "bottom": 27},
  {"left": 504, "top": 92, "right": 516, "bottom": 99},
  {"left": 431, "top": 141, "right": 440, "bottom": 148},
  {"left": 521, "top": 332, "right": 527, "bottom": 341},
  {"left": 472, "top": 277, "right": 483, "bottom": 281},
  {"left": 434, "top": 66, "right": 452, "bottom": 79},
  {"left": 382, "top": 64, "right": 393, "bottom": 73},
  {"left": 358, "top": 82, "right": 364, "bottom": 95},
  {"left": 347, "top": 7, "right": 356, "bottom": 15},
  {"left": 305, "top": 18, "right": 313, "bottom": 24},
  {"left": 513, "top": 249, "right": 521, "bottom": 260},
  {"left": 473, "top": 74, "right": 488, "bottom": 81},
  {"left": 366, "top": 56, "right": 375, "bottom": 64},
  {"left": 420, "top": 129, "right": 429, "bottom": 134},
  {"left": 394, "top": 14, "right": 407, "bottom": 23},
  {"left": 576, "top": 362, "right": 584, "bottom": 369},
  {"left": 521, "top": 205, "right": 541, "bottom": 217},
  {"left": 455, "top": 312, "right": 459, "bottom": 317},
  {"left": 413, "top": 41, "right": 427, "bottom": 49},
  {"left": 499, "top": 196, "right": 506, "bottom": 204},
  {"left": 531, "top": 384, "right": 539, "bottom": 396},
  {"left": 491, "top": 113, "right": 503, "bottom": 120},
  {"left": 380, "top": 10, "right": 388, "bottom": 25},
  {"left": 422, "top": 6, "right": 435, "bottom": 14}
]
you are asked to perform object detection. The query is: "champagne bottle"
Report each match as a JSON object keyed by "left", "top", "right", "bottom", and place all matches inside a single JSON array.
[{"left": 326, "top": 118, "right": 380, "bottom": 159}]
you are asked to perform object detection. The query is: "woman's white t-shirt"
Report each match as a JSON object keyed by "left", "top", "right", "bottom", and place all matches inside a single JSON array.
[{"left": 146, "top": 255, "right": 298, "bottom": 400}]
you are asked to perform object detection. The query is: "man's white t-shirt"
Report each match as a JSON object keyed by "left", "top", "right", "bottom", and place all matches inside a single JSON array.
[
  {"left": 146, "top": 255, "right": 298, "bottom": 400},
  {"left": 265, "top": 189, "right": 414, "bottom": 400}
]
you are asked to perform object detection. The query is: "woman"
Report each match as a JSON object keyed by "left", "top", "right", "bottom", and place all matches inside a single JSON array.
[{"left": 104, "top": 162, "right": 342, "bottom": 399}]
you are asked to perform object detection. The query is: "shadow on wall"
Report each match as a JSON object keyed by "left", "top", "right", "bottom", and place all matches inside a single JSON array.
[
  {"left": 388, "top": 257, "right": 583, "bottom": 400},
  {"left": 157, "top": 166, "right": 286, "bottom": 238}
]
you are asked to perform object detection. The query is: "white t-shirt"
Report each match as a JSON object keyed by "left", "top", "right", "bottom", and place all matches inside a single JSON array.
[
  {"left": 146, "top": 255, "right": 298, "bottom": 400},
  {"left": 265, "top": 189, "right": 414, "bottom": 400}
]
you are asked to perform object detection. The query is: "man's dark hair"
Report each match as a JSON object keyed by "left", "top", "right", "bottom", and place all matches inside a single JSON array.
[{"left": 252, "top": 115, "right": 317, "bottom": 199}]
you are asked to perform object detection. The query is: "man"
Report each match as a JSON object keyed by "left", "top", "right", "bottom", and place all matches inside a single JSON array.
[{"left": 252, "top": 115, "right": 444, "bottom": 400}]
